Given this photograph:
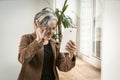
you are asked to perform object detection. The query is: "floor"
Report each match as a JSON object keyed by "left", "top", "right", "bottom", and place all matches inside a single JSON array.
[{"left": 58, "top": 57, "right": 101, "bottom": 80}]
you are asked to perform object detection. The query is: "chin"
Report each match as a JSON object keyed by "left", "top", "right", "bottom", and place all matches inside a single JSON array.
[
  {"left": 47, "top": 36, "right": 51, "bottom": 40},
  {"left": 48, "top": 38, "right": 51, "bottom": 40}
]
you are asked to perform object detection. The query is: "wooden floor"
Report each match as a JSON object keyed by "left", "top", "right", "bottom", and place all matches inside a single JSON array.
[{"left": 58, "top": 57, "right": 101, "bottom": 80}]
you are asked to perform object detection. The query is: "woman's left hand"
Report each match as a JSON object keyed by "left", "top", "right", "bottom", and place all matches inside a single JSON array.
[{"left": 66, "top": 40, "right": 77, "bottom": 58}]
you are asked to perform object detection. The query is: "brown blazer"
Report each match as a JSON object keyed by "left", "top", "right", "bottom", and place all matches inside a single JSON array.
[{"left": 17, "top": 32, "right": 76, "bottom": 80}]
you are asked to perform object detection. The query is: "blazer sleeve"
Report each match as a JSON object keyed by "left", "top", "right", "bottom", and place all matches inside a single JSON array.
[
  {"left": 56, "top": 43, "right": 76, "bottom": 72},
  {"left": 18, "top": 35, "right": 43, "bottom": 64}
]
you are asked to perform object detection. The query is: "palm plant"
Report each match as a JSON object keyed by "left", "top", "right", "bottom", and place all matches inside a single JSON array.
[{"left": 53, "top": 0, "right": 74, "bottom": 42}]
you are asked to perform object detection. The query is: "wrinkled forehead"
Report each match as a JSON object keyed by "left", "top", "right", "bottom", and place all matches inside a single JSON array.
[
  {"left": 40, "top": 19, "right": 57, "bottom": 29},
  {"left": 49, "top": 19, "right": 57, "bottom": 26},
  {"left": 46, "top": 19, "right": 57, "bottom": 28}
]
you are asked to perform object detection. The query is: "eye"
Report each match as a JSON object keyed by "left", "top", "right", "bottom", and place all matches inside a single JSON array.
[
  {"left": 41, "top": 29, "right": 45, "bottom": 33},
  {"left": 53, "top": 27, "right": 56, "bottom": 30},
  {"left": 53, "top": 28, "right": 55, "bottom": 30}
]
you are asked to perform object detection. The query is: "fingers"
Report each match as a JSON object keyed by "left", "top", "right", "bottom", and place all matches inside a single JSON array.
[
  {"left": 66, "top": 45, "right": 76, "bottom": 52},
  {"left": 66, "top": 47, "right": 75, "bottom": 53},
  {"left": 69, "top": 40, "right": 75, "bottom": 46},
  {"left": 67, "top": 41, "right": 76, "bottom": 49},
  {"left": 66, "top": 40, "right": 77, "bottom": 53},
  {"left": 67, "top": 40, "right": 76, "bottom": 49},
  {"left": 41, "top": 29, "right": 46, "bottom": 38},
  {"left": 35, "top": 20, "right": 40, "bottom": 28},
  {"left": 35, "top": 20, "right": 41, "bottom": 33},
  {"left": 35, "top": 27, "right": 46, "bottom": 42}
]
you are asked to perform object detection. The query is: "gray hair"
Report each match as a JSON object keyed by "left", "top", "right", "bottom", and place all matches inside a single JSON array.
[{"left": 34, "top": 7, "right": 58, "bottom": 29}]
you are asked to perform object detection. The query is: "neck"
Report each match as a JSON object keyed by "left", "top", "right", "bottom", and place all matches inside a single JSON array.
[{"left": 43, "top": 40, "right": 49, "bottom": 45}]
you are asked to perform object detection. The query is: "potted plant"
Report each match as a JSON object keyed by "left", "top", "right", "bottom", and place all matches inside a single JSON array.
[{"left": 53, "top": 0, "right": 74, "bottom": 42}]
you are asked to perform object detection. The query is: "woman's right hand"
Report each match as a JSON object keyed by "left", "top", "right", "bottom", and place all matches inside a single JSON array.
[{"left": 35, "top": 20, "right": 46, "bottom": 43}]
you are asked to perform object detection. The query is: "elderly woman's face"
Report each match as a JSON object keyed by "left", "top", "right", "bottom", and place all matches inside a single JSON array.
[{"left": 44, "top": 19, "right": 57, "bottom": 40}]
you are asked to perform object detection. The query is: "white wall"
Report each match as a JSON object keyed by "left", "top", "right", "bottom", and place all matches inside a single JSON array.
[
  {"left": 0, "top": 0, "right": 53, "bottom": 80},
  {"left": 102, "top": 0, "right": 120, "bottom": 80}
]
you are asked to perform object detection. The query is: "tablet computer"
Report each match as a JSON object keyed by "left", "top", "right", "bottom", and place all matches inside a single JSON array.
[{"left": 60, "top": 28, "right": 77, "bottom": 53}]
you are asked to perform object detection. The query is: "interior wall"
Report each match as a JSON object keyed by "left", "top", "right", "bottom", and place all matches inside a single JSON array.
[
  {"left": 102, "top": 0, "right": 120, "bottom": 80},
  {"left": 0, "top": 0, "right": 53, "bottom": 80}
]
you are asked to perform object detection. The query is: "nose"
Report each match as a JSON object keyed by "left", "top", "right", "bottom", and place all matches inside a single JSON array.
[{"left": 47, "top": 29, "right": 53, "bottom": 35}]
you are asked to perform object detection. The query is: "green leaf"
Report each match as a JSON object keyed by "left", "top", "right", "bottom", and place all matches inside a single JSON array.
[
  {"left": 62, "top": 0, "right": 68, "bottom": 11},
  {"left": 54, "top": 0, "right": 74, "bottom": 42},
  {"left": 61, "top": 15, "right": 73, "bottom": 28},
  {"left": 62, "top": 5, "right": 68, "bottom": 13}
]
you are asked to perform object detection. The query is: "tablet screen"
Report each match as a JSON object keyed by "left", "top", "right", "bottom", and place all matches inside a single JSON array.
[{"left": 60, "top": 28, "right": 77, "bottom": 53}]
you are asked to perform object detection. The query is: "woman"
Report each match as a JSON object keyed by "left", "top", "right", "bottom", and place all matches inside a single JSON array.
[{"left": 17, "top": 7, "right": 76, "bottom": 80}]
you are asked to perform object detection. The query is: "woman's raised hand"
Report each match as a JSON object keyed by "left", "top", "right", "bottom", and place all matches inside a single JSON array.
[{"left": 35, "top": 20, "right": 46, "bottom": 43}]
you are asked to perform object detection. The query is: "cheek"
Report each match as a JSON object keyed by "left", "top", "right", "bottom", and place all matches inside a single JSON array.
[{"left": 52, "top": 29, "right": 56, "bottom": 33}]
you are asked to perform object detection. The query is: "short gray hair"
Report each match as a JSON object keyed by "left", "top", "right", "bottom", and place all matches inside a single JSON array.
[{"left": 34, "top": 7, "right": 58, "bottom": 28}]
